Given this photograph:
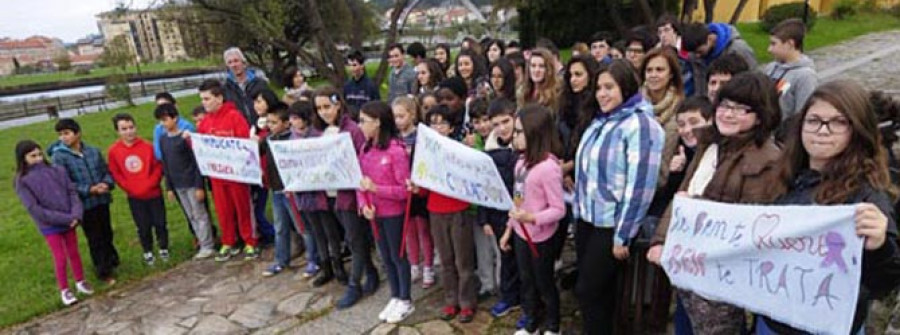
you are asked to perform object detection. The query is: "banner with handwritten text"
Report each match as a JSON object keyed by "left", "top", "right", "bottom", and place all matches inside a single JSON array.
[
  {"left": 191, "top": 133, "right": 262, "bottom": 185},
  {"left": 268, "top": 133, "right": 362, "bottom": 192},
  {"left": 411, "top": 124, "right": 513, "bottom": 210},
  {"left": 661, "top": 196, "right": 861, "bottom": 335}
]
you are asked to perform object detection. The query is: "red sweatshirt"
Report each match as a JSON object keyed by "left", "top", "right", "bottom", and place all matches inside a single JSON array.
[
  {"left": 197, "top": 102, "right": 250, "bottom": 138},
  {"left": 424, "top": 190, "right": 470, "bottom": 214},
  {"left": 108, "top": 137, "right": 163, "bottom": 199}
]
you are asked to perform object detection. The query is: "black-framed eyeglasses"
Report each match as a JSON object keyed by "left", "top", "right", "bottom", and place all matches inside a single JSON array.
[
  {"left": 716, "top": 100, "right": 753, "bottom": 116},
  {"left": 802, "top": 117, "right": 851, "bottom": 134}
]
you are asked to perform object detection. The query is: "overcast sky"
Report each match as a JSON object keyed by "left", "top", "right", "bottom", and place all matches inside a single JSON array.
[{"left": 1, "top": 0, "right": 156, "bottom": 43}]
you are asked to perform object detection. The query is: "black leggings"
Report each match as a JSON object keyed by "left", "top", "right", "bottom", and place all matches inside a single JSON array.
[
  {"left": 306, "top": 210, "right": 343, "bottom": 264},
  {"left": 575, "top": 221, "right": 619, "bottom": 335}
]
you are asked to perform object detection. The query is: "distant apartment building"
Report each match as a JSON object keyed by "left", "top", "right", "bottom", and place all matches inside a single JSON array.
[
  {"left": 96, "top": 9, "right": 189, "bottom": 63},
  {"left": 0, "top": 36, "right": 67, "bottom": 76}
]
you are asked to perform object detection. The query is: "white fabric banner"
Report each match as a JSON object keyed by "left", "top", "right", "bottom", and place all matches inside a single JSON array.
[
  {"left": 662, "top": 196, "right": 862, "bottom": 335},
  {"left": 411, "top": 124, "right": 514, "bottom": 210},
  {"left": 191, "top": 133, "right": 262, "bottom": 185},
  {"left": 268, "top": 133, "right": 362, "bottom": 192}
]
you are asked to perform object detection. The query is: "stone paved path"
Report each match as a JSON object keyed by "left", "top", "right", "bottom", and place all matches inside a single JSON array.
[{"left": 7, "top": 30, "right": 900, "bottom": 335}]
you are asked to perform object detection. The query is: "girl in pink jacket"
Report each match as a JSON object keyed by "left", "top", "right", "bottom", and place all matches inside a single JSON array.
[
  {"left": 500, "top": 104, "right": 566, "bottom": 335},
  {"left": 357, "top": 101, "right": 415, "bottom": 323}
]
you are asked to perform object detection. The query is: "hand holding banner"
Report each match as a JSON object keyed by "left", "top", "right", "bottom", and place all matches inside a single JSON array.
[
  {"left": 190, "top": 133, "right": 262, "bottom": 185},
  {"left": 268, "top": 133, "right": 363, "bottom": 192},
  {"left": 411, "top": 124, "right": 513, "bottom": 210},
  {"left": 661, "top": 196, "right": 862, "bottom": 335}
]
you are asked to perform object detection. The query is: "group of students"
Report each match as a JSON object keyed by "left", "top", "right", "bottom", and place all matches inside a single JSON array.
[{"left": 13, "top": 14, "right": 900, "bottom": 335}]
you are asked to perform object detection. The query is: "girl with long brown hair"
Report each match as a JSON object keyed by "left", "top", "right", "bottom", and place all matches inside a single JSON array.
[
  {"left": 756, "top": 80, "right": 900, "bottom": 335},
  {"left": 519, "top": 48, "right": 560, "bottom": 111}
]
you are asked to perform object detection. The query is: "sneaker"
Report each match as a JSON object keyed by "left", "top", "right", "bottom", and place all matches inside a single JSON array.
[
  {"left": 477, "top": 290, "right": 493, "bottom": 302},
  {"left": 216, "top": 246, "right": 235, "bottom": 262},
  {"left": 440, "top": 305, "right": 458, "bottom": 321},
  {"left": 61, "top": 289, "right": 78, "bottom": 306},
  {"left": 262, "top": 264, "right": 284, "bottom": 277},
  {"left": 386, "top": 300, "right": 415, "bottom": 323},
  {"left": 516, "top": 314, "right": 533, "bottom": 329},
  {"left": 490, "top": 301, "right": 518, "bottom": 318},
  {"left": 302, "top": 262, "right": 319, "bottom": 279},
  {"left": 244, "top": 246, "right": 259, "bottom": 260},
  {"left": 75, "top": 281, "right": 94, "bottom": 295},
  {"left": 378, "top": 298, "right": 398, "bottom": 321},
  {"left": 143, "top": 252, "right": 155, "bottom": 265},
  {"left": 336, "top": 286, "right": 362, "bottom": 310},
  {"left": 458, "top": 307, "right": 476, "bottom": 323},
  {"left": 422, "top": 266, "right": 435, "bottom": 289},
  {"left": 159, "top": 249, "right": 170, "bottom": 262},
  {"left": 102, "top": 277, "right": 117, "bottom": 287},
  {"left": 410, "top": 265, "right": 421, "bottom": 283},
  {"left": 543, "top": 331, "right": 560, "bottom": 335},
  {"left": 554, "top": 259, "right": 564, "bottom": 272},
  {"left": 514, "top": 329, "right": 538, "bottom": 335},
  {"left": 195, "top": 249, "right": 215, "bottom": 260}
]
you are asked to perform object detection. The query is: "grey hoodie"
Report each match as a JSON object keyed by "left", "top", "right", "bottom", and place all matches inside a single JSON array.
[{"left": 764, "top": 54, "right": 818, "bottom": 120}]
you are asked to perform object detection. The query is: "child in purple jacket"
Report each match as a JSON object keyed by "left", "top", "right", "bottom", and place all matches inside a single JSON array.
[{"left": 14, "top": 140, "right": 94, "bottom": 306}]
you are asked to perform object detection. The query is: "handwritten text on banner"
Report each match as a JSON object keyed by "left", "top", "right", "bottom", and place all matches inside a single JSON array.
[
  {"left": 191, "top": 133, "right": 262, "bottom": 185},
  {"left": 268, "top": 133, "right": 362, "bottom": 192},
  {"left": 411, "top": 124, "right": 513, "bottom": 210},
  {"left": 662, "top": 196, "right": 861, "bottom": 335}
]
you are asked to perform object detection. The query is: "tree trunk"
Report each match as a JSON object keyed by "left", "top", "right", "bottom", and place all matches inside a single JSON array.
[
  {"left": 373, "top": 0, "right": 410, "bottom": 86},
  {"left": 729, "top": 0, "right": 750, "bottom": 24},
  {"left": 605, "top": 0, "right": 628, "bottom": 37},
  {"left": 703, "top": 0, "right": 717, "bottom": 23},
  {"left": 304, "top": 0, "right": 347, "bottom": 87},
  {"left": 345, "top": 0, "right": 364, "bottom": 51},
  {"left": 636, "top": 0, "right": 655, "bottom": 25},
  {"left": 681, "top": 0, "right": 697, "bottom": 22}
]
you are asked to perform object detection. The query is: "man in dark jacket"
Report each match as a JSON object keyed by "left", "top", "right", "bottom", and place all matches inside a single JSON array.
[
  {"left": 222, "top": 47, "right": 269, "bottom": 127},
  {"left": 343, "top": 50, "right": 380, "bottom": 119}
]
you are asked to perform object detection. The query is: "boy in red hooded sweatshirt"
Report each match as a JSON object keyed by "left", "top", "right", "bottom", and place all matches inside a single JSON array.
[
  {"left": 107, "top": 113, "right": 168, "bottom": 265},
  {"left": 194, "top": 79, "right": 259, "bottom": 261}
]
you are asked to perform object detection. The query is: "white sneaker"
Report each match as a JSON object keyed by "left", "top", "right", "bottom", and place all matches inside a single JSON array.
[
  {"left": 386, "top": 300, "right": 414, "bottom": 323},
  {"left": 194, "top": 249, "right": 215, "bottom": 259},
  {"left": 75, "top": 281, "right": 94, "bottom": 295},
  {"left": 543, "top": 331, "right": 560, "bottom": 335},
  {"left": 514, "top": 329, "right": 538, "bottom": 335},
  {"left": 378, "top": 298, "right": 398, "bottom": 321},
  {"left": 61, "top": 289, "right": 78, "bottom": 306},
  {"left": 554, "top": 259, "right": 564, "bottom": 272},
  {"left": 422, "top": 266, "right": 435, "bottom": 288},
  {"left": 410, "top": 265, "right": 421, "bottom": 283}
]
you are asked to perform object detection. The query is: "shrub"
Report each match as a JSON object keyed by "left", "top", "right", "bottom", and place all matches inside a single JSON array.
[
  {"left": 889, "top": 4, "right": 900, "bottom": 18},
  {"left": 105, "top": 72, "right": 134, "bottom": 106},
  {"left": 760, "top": 2, "right": 818, "bottom": 33},
  {"left": 831, "top": 0, "right": 857, "bottom": 20},
  {"left": 74, "top": 67, "right": 91, "bottom": 76}
]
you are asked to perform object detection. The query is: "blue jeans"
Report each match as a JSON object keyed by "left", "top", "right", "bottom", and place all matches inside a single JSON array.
[
  {"left": 375, "top": 216, "right": 411, "bottom": 300},
  {"left": 253, "top": 185, "right": 274, "bottom": 242},
  {"left": 271, "top": 192, "right": 317, "bottom": 267},
  {"left": 674, "top": 297, "right": 694, "bottom": 335}
]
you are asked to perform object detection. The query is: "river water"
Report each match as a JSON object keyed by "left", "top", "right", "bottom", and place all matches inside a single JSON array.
[{"left": 0, "top": 72, "right": 226, "bottom": 102}]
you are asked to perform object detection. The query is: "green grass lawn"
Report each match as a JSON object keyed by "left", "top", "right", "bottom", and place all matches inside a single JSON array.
[
  {"left": 0, "top": 59, "right": 219, "bottom": 89},
  {"left": 0, "top": 97, "right": 202, "bottom": 328},
  {"left": 738, "top": 12, "right": 900, "bottom": 64}
]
